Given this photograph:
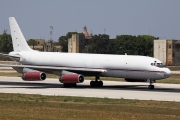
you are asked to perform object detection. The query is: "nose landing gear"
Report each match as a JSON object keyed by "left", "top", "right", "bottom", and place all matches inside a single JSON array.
[
  {"left": 147, "top": 79, "right": 154, "bottom": 89},
  {"left": 90, "top": 76, "right": 103, "bottom": 87}
]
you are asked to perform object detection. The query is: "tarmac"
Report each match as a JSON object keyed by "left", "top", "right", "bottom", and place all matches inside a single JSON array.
[{"left": 0, "top": 76, "right": 179, "bottom": 102}]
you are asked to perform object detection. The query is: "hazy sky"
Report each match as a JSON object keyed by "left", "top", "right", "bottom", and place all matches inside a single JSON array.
[{"left": 1, "top": 0, "right": 180, "bottom": 41}]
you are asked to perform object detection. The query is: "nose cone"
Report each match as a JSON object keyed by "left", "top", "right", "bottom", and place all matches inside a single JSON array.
[{"left": 164, "top": 68, "right": 171, "bottom": 78}]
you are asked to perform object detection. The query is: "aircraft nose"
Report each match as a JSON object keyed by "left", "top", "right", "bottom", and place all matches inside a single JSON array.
[{"left": 164, "top": 68, "right": 171, "bottom": 78}]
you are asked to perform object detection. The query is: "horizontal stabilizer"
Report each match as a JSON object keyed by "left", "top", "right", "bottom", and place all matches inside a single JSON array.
[{"left": 0, "top": 53, "right": 20, "bottom": 61}]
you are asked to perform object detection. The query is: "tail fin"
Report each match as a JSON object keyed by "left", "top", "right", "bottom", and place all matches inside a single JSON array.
[{"left": 9, "top": 17, "right": 33, "bottom": 52}]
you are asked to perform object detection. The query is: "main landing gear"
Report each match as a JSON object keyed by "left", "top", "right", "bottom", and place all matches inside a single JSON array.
[
  {"left": 90, "top": 76, "right": 103, "bottom": 87},
  {"left": 147, "top": 79, "right": 154, "bottom": 89}
]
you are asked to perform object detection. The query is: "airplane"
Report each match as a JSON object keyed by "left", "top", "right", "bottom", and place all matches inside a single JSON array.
[{"left": 0, "top": 17, "right": 171, "bottom": 89}]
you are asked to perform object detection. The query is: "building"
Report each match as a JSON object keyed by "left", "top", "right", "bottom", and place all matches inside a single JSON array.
[
  {"left": 154, "top": 39, "right": 180, "bottom": 66},
  {"left": 82, "top": 26, "right": 92, "bottom": 39},
  {"left": 68, "top": 26, "right": 93, "bottom": 53},
  {"left": 29, "top": 39, "right": 61, "bottom": 52},
  {"left": 68, "top": 34, "right": 85, "bottom": 53}
]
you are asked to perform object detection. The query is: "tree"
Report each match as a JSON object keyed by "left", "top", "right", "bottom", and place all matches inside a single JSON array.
[
  {"left": 0, "top": 30, "right": 13, "bottom": 53},
  {"left": 66, "top": 32, "right": 78, "bottom": 39},
  {"left": 58, "top": 31, "right": 155, "bottom": 56},
  {"left": 27, "top": 39, "right": 38, "bottom": 46},
  {"left": 59, "top": 36, "right": 68, "bottom": 52},
  {"left": 115, "top": 35, "right": 155, "bottom": 56},
  {"left": 58, "top": 32, "right": 78, "bottom": 52},
  {"left": 115, "top": 35, "right": 137, "bottom": 55},
  {"left": 136, "top": 35, "right": 155, "bottom": 56},
  {"left": 84, "top": 34, "right": 111, "bottom": 54}
]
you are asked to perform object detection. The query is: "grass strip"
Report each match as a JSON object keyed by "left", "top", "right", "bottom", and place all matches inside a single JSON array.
[{"left": 0, "top": 93, "right": 179, "bottom": 120}]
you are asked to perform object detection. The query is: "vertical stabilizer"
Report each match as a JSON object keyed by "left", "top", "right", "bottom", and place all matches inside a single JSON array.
[{"left": 9, "top": 17, "right": 33, "bottom": 52}]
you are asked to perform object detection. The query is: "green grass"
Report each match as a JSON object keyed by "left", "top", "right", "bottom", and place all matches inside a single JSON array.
[
  {"left": 156, "top": 74, "right": 180, "bottom": 84},
  {"left": 0, "top": 69, "right": 14, "bottom": 71},
  {"left": 0, "top": 93, "right": 180, "bottom": 120},
  {"left": 168, "top": 66, "right": 180, "bottom": 71}
]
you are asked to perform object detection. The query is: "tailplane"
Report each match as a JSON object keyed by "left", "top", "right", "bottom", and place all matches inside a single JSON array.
[{"left": 9, "top": 17, "right": 33, "bottom": 52}]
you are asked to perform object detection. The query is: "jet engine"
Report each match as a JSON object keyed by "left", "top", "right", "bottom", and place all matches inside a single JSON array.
[
  {"left": 22, "top": 72, "right": 46, "bottom": 81},
  {"left": 59, "top": 74, "right": 84, "bottom": 83},
  {"left": 125, "top": 78, "right": 146, "bottom": 82}
]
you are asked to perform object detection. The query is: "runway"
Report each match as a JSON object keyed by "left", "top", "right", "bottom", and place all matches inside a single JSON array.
[{"left": 0, "top": 76, "right": 180, "bottom": 102}]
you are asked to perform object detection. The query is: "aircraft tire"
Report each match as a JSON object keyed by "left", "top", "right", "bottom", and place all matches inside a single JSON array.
[
  {"left": 90, "top": 81, "right": 103, "bottom": 87},
  {"left": 148, "top": 85, "right": 154, "bottom": 89},
  {"left": 90, "top": 81, "right": 95, "bottom": 87},
  {"left": 98, "top": 81, "right": 103, "bottom": 87}
]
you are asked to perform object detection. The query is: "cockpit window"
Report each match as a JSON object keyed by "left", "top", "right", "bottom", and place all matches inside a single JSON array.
[
  {"left": 150, "top": 62, "right": 166, "bottom": 68},
  {"left": 156, "top": 63, "right": 166, "bottom": 68}
]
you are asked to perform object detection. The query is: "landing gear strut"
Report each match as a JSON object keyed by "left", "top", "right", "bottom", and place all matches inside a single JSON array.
[
  {"left": 147, "top": 79, "right": 154, "bottom": 89},
  {"left": 90, "top": 76, "right": 103, "bottom": 87}
]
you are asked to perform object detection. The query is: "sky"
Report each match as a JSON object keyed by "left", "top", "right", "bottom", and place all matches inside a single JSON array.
[{"left": 0, "top": 0, "right": 180, "bottom": 41}]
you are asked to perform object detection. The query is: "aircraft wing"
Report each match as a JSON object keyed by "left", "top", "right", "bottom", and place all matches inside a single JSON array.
[{"left": 0, "top": 64, "right": 106, "bottom": 76}]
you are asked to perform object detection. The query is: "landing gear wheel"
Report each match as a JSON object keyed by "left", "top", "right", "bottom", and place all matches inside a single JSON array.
[
  {"left": 98, "top": 81, "right": 103, "bottom": 87},
  {"left": 147, "top": 79, "right": 155, "bottom": 89},
  {"left": 90, "top": 80, "right": 103, "bottom": 87},
  {"left": 90, "top": 81, "right": 97, "bottom": 87},
  {"left": 148, "top": 85, "right": 154, "bottom": 89},
  {"left": 90, "top": 81, "right": 95, "bottom": 87}
]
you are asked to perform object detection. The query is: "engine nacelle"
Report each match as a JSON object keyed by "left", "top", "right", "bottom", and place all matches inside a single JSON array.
[
  {"left": 59, "top": 74, "right": 84, "bottom": 83},
  {"left": 22, "top": 72, "right": 46, "bottom": 81},
  {"left": 125, "top": 78, "right": 146, "bottom": 82}
]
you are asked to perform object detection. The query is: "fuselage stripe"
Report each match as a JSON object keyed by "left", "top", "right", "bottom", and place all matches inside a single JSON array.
[{"left": 24, "top": 64, "right": 166, "bottom": 73}]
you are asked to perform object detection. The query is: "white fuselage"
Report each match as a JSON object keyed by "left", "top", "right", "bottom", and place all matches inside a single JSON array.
[{"left": 11, "top": 51, "right": 171, "bottom": 80}]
